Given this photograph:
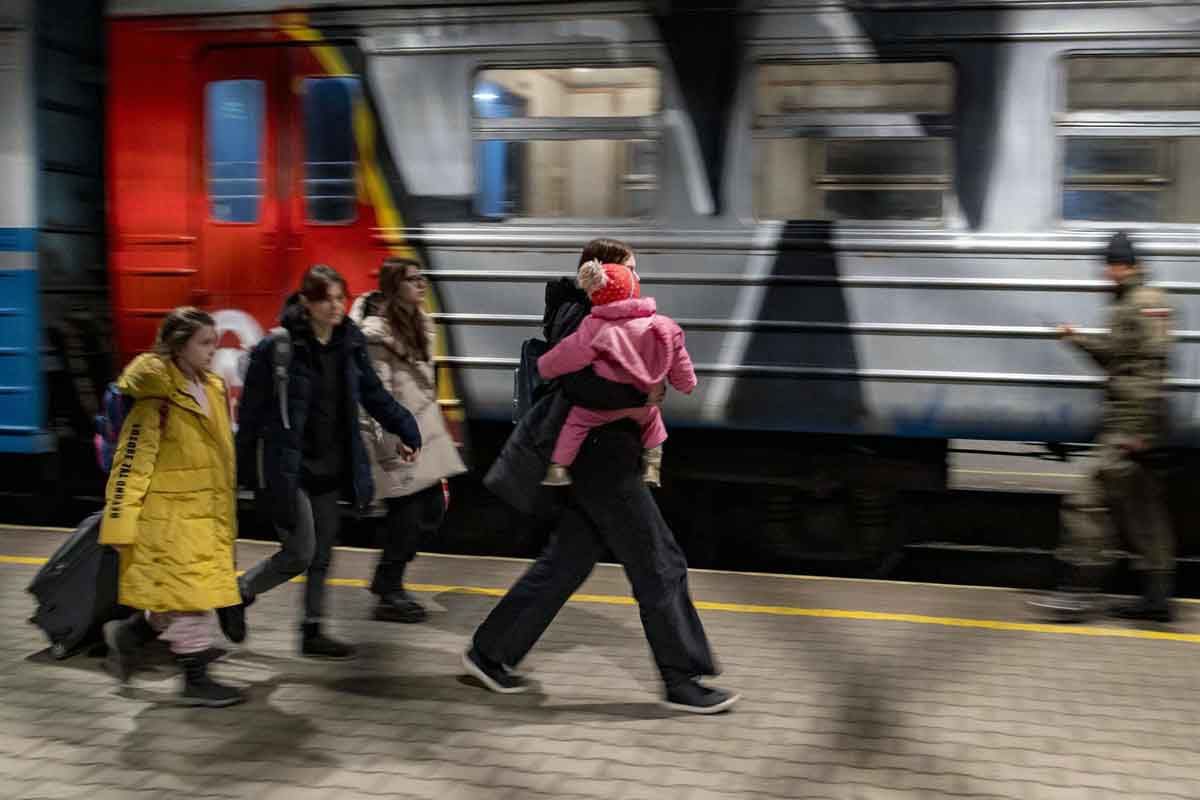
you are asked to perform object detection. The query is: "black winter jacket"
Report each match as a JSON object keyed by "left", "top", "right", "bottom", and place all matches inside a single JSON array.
[
  {"left": 483, "top": 279, "right": 647, "bottom": 517},
  {"left": 236, "top": 297, "right": 421, "bottom": 529}
]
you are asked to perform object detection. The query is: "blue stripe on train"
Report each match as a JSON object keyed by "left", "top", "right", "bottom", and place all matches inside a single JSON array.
[
  {"left": 0, "top": 228, "right": 52, "bottom": 454},
  {"left": 0, "top": 228, "right": 38, "bottom": 253}
]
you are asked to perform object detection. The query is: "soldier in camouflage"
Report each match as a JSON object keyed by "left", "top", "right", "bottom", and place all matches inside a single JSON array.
[{"left": 1030, "top": 232, "right": 1176, "bottom": 623}]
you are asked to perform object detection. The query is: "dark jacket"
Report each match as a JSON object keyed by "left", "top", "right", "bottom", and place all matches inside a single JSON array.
[
  {"left": 236, "top": 297, "right": 421, "bottom": 528},
  {"left": 484, "top": 278, "right": 647, "bottom": 517}
]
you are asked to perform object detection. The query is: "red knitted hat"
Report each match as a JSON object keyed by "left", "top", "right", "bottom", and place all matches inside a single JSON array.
[{"left": 578, "top": 260, "right": 641, "bottom": 306}]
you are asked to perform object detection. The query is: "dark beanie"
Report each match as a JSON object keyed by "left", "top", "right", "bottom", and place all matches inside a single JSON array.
[{"left": 1105, "top": 231, "right": 1136, "bottom": 266}]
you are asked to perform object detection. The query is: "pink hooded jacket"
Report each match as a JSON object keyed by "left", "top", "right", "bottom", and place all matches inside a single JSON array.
[{"left": 537, "top": 297, "right": 697, "bottom": 395}]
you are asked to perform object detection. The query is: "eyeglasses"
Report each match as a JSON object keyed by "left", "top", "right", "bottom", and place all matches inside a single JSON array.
[{"left": 404, "top": 274, "right": 427, "bottom": 286}]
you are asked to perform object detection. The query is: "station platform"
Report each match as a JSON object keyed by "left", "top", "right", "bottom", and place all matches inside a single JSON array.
[{"left": 1, "top": 524, "right": 1199, "bottom": 800}]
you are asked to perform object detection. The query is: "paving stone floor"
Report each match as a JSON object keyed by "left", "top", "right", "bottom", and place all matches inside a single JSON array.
[{"left": 1, "top": 528, "right": 1199, "bottom": 799}]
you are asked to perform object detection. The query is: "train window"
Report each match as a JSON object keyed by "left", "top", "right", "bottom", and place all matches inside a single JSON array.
[
  {"left": 1061, "top": 56, "right": 1200, "bottom": 224},
  {"left": 471, "top": 67, "right": 661, "bottom": 219},
  {"left": 302, "top": 77, "right": 359, "bottom": 224},
  {"left": 1066, "top": 56, "right": 1200, "bottom": 111},
  {"left": 205, "top": 80, "right": 265, "bottom": 223},
  {"left": 753, "top": 62, "right": 955, "bottom": 222}
]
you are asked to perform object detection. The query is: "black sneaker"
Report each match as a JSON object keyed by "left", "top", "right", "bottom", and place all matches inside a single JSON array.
[
  {"left": 462, "top": 647, "right": 529, "bottom": 694},
  {"left": 300, "top": 623, "right": 357, "bottom": 661},
  {"left": 663, "top": 680, "right": 740, "bottom": 714},
  {"left": 373, "top": 591, "right": 429, "bottom": 623}
]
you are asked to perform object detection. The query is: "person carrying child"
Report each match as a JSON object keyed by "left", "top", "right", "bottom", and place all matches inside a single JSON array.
[{"left": 537, "top": 258, "right": 696, "bottom": 488}]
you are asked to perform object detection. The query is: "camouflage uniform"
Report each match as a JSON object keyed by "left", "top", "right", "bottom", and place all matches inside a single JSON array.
[{"left": 1059, "top": 271, "right": 1174, "bottom": 597}]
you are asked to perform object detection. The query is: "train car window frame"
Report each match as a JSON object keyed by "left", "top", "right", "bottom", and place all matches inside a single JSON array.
[
  {"left": 469, "top": 65, "right": 663, "bottom": 222},
  {"left": 300, "top": 75, "right": 361, "bottom": 226},
  {"left": 205, "top": 79, "right": 266, "bottom": 225},
  {"left": 1057, "top": 53, "right": 1200, "bottom": 229},
  {"left": 751, "top": 60, "right": 957, "bottom": 226}
]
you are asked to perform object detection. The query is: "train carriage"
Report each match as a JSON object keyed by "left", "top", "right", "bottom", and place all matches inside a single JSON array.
[{"left": 10, "top": 0, "right": 1200, "bottom": 555}]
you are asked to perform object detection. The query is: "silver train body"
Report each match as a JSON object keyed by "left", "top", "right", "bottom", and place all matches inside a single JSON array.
[{"left": 109, "top": 0, "right": 1200, "bottom": 458}]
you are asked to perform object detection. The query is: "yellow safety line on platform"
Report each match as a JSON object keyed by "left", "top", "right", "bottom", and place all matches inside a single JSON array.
[
  {"left": 4, "top": 554, "right": 1198, "bottom": 644},
  {"left": 0, "top": 555, "right": 50, "bottom": 566}
]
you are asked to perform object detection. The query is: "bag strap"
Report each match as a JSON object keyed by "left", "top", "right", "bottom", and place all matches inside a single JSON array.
[{"left": 268, "top": 327, "right": 292, "bottom": 430}]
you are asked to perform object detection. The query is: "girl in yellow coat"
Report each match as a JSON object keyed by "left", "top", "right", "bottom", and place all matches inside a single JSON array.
[{"left": 100, "top": 307, "right": 244, "bottom": 707}]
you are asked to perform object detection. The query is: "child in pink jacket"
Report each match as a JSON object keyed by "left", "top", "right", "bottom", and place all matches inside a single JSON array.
[{"left": 538, "top": 259, "right": 696, "bottom": 488}]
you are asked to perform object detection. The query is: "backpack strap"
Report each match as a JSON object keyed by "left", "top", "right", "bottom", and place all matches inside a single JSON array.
[{"left": 268, "top": 327, "right": 292, "bottom": 430}]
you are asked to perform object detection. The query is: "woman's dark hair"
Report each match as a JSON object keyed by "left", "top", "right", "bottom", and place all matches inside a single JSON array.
[
  {"left": 379, "top": 256, "right": 430, "bottom": 362},
  {"left": 299, "top": 264, "right": 348, "bottom": 302},
  {"left": 154, "top": 306, "right": 215, "bottom": 359},
  {"left": 578, "top": 238, "right": 634, "bottom": 268}
]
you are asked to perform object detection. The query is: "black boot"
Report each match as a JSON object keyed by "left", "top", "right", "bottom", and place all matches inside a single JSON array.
[
  {"left": 177, "top": 654, "right": 244, "bottom": 707},
  {"left": 300, "top": 622, "right": 357, "bottom": 660},
  {"left": 216, "top": 581, "right": 255, "bottom": 644},
  {"left": 1111, "top": 571, "right": 1173, "bottom": 622},
  {"left": 373, "top": 589, "right": 428, "bottom": 623},
  {"left": 102, "top": 612, "right": 158, "bottom": 683}
]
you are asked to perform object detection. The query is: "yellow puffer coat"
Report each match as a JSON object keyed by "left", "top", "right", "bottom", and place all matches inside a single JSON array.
[{"left": 99, "top": 353, "right": 241, "bottom": 612}]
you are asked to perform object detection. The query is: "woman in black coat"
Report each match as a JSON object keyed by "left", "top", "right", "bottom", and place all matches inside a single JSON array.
[
  {"left": 464, "top": 239, "right": 738, "bottom": 714},
  {"left": 224, "top": 264, "right": 422, "bottom": 659}
]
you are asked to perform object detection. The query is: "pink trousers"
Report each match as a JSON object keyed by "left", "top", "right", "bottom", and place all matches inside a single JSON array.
[
  {"left": 552, "top": 405, "right": 667, "bottom": 466},
  {"left": 146, "top": 610, "right": 213, "bottom": 655}
]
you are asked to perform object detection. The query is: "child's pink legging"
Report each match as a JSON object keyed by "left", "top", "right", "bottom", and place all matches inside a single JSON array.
[
  {"left": 146, "top": 611, "right": 214, "bottom": 655},
  {"left": 552, "top": 405, "right": 667, "bottom": 466}
]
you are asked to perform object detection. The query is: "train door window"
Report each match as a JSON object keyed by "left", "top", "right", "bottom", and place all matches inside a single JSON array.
[
  {"left": 1060, "top": 56, "right": 1200, "bottom": 224},
  {"left": 471, "top": 67, "right": 661, "bottom": 219},
  {"left": 205, "top": 80, "right": 265, "bottom": 223},
  {"left": 302, "top": 77, "right": 359, "bottom": 224},
  {"left": 752, "top": 62, "right": 955, "bottom": 223}
]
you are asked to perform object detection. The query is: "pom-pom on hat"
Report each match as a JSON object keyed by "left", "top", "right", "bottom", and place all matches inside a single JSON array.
[{"left": 577, "top": 259, "right": 640, "bottom": 306}]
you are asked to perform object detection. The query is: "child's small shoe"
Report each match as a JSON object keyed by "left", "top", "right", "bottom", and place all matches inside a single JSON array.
[{"left": 542, "top": 464, "right": 573, "bottom": 486}]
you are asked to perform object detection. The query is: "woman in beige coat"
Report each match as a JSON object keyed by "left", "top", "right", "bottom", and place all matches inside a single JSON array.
[{"left": 351, "top": 257, "right": 466, "bottom": 622}]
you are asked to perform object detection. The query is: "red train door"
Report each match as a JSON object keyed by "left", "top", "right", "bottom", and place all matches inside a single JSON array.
[
  {"left": 198, "top": 47, "right": 291, "bottom": 321},
  {"left": 282, "top": 53, "right": 378, "bottom": 299},
  {"left": 197, "top": 46, "right": 385, "bottom": 424},
  {"left": 199, "top": 46, "right": 378, "bottom": 325}
]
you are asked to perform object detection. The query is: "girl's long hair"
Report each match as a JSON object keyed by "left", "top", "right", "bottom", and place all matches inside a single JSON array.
[
  {"left": 379, "top": 257, "right": 430, "bottom": 362},
  {"left": 153, "top": 306, "right": 215, "bottom": 359}
]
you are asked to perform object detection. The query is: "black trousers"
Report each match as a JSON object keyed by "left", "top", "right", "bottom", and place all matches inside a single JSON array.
[
  {"left": 371, "top": 483, "right": 445, "bottom": 595},
  {"left": 473, "top": 424, "right": 717, "bottom": 687}
]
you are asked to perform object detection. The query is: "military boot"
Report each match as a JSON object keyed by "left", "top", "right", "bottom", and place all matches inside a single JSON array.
[
  {"left": 1110, "top": 571, "right": 1173, "bottom": 622},
  {"left": 643, "top": 445, "right": 663, "bottom": 488}
]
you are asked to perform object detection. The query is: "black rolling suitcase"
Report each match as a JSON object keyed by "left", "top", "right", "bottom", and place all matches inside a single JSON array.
[{"left": 27, "top": 511, "right": 123, "bottom": 658}]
